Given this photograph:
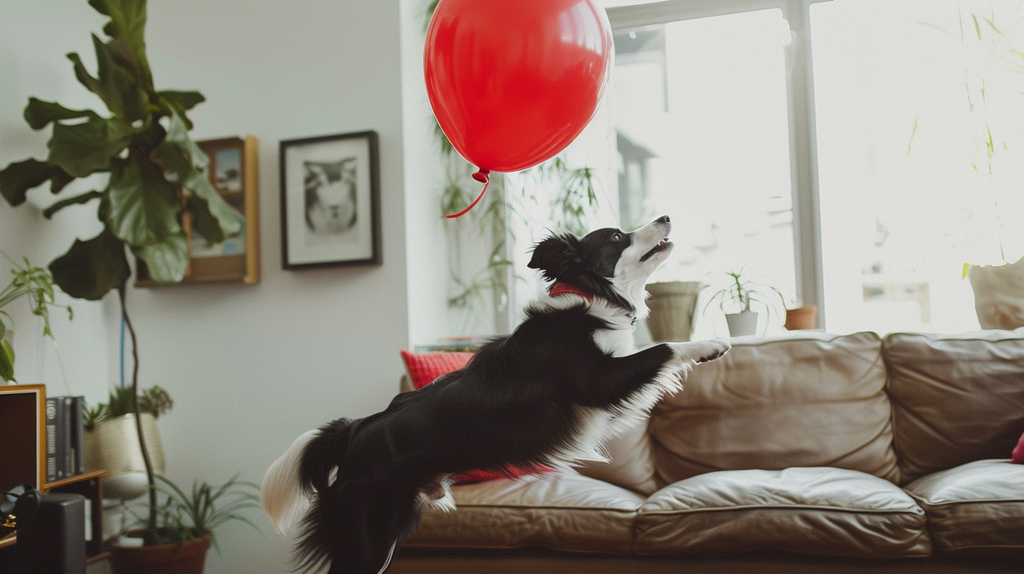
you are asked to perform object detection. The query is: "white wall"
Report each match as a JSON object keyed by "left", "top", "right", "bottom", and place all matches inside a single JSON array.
[{"left": 0, "top": 1, "right": 436, "bottom": 572}]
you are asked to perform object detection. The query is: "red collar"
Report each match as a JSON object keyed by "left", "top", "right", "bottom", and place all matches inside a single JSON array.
[{"left": 549, "top": 283, "right": 594, "bottom": 303}]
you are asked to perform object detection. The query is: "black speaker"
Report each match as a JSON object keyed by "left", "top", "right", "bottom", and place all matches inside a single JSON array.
[{"left": 16, "top": 492, "right": 86, "bottom": 574}]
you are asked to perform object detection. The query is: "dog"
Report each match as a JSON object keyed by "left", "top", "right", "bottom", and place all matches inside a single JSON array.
[
  {"left": 261, "top": 215, "right": 731, "bottom": 574},
  {"left": 304, "top": 158, "right": 358, "bottom": 238}
]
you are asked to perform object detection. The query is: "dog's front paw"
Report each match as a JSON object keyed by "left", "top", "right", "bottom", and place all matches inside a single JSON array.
[{"left": 668, "top": 340, "right": 731, "bottom": 365}]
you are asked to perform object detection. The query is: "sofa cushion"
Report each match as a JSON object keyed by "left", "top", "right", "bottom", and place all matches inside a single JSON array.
[
  {"left": 575, "top": 421, "right": 659, "bottom": 496},
  {"left": 650, "top": 332, "right": 897, "bottom": 485},
  {"left": 635, "top": 467, "right": 931, "bottom": 558},
  {"left": 884, "top": 329, "right": 1024, "bottom": 483},
  {"left": 405, "top": 471, "right": 644, "bottom": 554},
  {"left": 905, "top": 459, "right": 1024, "bottom": 553}
]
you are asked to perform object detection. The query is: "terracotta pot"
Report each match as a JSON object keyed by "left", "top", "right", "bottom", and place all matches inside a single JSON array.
[
  {"left": 785, "top": 305, "right": 818, "bottom": 330},
  {"left": 110, "top": 533, "right": 211, "bottom": 574},
  {"left": 645, "top": 281, "right": 703, "bottom": 342},
  {"left": 725, "top": 311, "right": 758, "bottom": 337}
]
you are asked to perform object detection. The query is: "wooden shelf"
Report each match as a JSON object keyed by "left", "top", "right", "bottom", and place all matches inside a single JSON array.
[{"left": 0, "top": 386, "right": 106, "bottom": 560}]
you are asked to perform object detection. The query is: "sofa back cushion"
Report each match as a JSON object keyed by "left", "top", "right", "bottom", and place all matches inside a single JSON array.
[
  {"left": 884, "top": 329, "right": 1024, "bottom": 484},
  {"left": 650, "top": 332, "right": 898, "bottom": 486}
]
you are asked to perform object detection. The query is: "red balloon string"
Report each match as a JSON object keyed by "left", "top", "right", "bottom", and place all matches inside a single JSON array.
[{"left": 443, "top": 169, "right": 491, "bottom": 219}]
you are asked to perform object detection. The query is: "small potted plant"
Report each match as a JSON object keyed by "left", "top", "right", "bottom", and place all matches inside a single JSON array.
[
  {"left": 703, "top": 270, "right": 786, "bottom": 337},
  {"left": 84, "top": 386, "right": 172, "bottom": 500},
  {"left": 0, "top": 251, "right": 72, "bottom": 383},
  {"left": 110, "top": 474, "right": 262, "bottom": 574}
]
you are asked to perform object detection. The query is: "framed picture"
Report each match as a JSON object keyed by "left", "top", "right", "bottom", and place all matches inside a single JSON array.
[
  {"left": 280, "top": 131, "right": 382, "bottom": 269},
  {"left": 136, "top": 135, "right": 260, "bottom": 286}
]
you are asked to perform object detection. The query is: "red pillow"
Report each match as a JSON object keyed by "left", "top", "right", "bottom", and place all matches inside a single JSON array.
[
  {"left": 400, "top": 350, "right": 474, "bottom": 389},
  {"left": 1012, "top": 430, "right": 1024, "bottom": 464},
  {"left": 399, "top": 350, "right": 553, "bottom": 483}
]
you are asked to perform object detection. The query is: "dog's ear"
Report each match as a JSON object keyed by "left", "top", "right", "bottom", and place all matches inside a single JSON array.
[{"left": 528, "top": 234, "right": 577, "bottom": 280}]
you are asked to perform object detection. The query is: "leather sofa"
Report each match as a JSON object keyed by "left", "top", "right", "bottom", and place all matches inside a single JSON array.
[{"left": 391, "top": 330, "right": 1024, "bottom": 573}]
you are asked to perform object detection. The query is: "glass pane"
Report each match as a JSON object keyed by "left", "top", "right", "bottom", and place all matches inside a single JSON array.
[
  {"left": 611, "top": 9, "right": 797, "bottom": 338},
  {"left": 812, "top": 0, "right": 1024, "bottom": 335}
]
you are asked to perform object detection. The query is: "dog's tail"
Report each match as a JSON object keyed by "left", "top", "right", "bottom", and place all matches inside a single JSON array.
[
  {"left": 265, "top": 418, "right": 416, "bottom": 574},
  {"left": 262, "top": 428, "right": 321, "bottom": 535}
]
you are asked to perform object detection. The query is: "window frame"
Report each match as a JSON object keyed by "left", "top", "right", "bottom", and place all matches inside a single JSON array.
[{"left": 606, "top": 0, "right": 830, "bottom": 324}]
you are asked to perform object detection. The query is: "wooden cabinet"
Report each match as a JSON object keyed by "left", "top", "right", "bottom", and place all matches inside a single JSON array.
[{"left": 0, "top": 385, "right": 108, "bottom": 564}]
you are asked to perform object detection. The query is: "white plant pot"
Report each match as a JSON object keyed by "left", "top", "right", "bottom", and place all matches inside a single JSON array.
[
  {"left": 968, "top": 256, "right": 1024, "bottom": 330},
  {"left": 84, "top": 413, "right": 165, "bottom": 501},
  {"left": 725, "top": 311, "right": 759, "bottom": 337}
]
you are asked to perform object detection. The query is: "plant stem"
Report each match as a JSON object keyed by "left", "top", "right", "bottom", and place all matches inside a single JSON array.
[{"left": 119, "top": 286, "right": 157, "bottom": 538}]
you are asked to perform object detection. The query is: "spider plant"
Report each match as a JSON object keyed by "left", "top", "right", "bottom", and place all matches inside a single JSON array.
[
  {"left": 0, "top": 251, "right": 73, "bottom": 382},
  {"left": 122, "top": 474, "right": 262, "bottom": 549}
]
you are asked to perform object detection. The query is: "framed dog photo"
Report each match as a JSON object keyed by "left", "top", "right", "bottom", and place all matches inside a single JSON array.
[{"left": 280, "top": 131, "right": 382, "bottom": 269}]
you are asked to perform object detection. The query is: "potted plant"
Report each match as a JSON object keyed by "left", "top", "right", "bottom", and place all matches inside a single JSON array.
[
  {"left": 784, "top": 303, "right": 819, "bottom": 331},
  {"left": 0, "top": 0, "right": 240, "bottom": 554},
  {"left": 110, "top": 474, "right": 261, "bottom": 574},
  {"left": 907, "top": 10, "right": 1024, "bottom": 329},
  {"left": 0, "top": 251, "right": 73, "bottom": 383},
  {"left": 703, "top": 270, "right": 786, "bottom": 337},
  {"left": 83, "top": 385, "right": 172, "bottom": 500},
  {"left": 645, "top": 281, "right": 704, "bottom": 342}
]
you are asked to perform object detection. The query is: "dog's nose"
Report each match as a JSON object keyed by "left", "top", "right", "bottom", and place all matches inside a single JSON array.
[{"left": 656, "top": 215, "right": 670, "bottom": 224}]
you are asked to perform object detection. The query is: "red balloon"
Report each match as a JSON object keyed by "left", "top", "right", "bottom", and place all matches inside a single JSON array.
[{"left": 425, "top": 0, "right": 613, "bottom": 175}]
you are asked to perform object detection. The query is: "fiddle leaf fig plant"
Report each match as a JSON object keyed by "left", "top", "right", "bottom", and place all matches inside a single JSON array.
[
  {"left": 0, "top": 0, "right": 240, "bottom": 296},
  {"left": 0, "top": 0, "right": 240, "bottom": 543}
]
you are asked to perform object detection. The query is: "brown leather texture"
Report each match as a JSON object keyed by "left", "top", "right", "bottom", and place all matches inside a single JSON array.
[
  {"left": 406, "top": 472, "right": 644, "bottom": 553},
  {"left": 885, "top": 330, "right": 1024, "bottom": 483},
  {"left": 634, "top": 467, "right": 931, "bottom": 558},
  {"left": 575, "top": 420, "right": 659, "bottom": 495},
  {"left": 650, "top": 332, "right": 898, "bottom": 485},
  {"left": 905, "top": 459, "right": 1024, "bottom": 553}
]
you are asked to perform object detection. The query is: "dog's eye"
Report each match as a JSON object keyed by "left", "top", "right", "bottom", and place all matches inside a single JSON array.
[{"left": 611, "top": 233, "right": 622, "bottom": 242}]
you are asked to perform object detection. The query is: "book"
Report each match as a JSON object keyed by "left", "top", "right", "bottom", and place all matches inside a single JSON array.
[
  {"left": 45, "top": 397, "right": 59, "bottom": 483},
  {"left": 45, "top": 397, "right": 71, "bottom": 482},
  {"left": 69, "top": 396, "right": 84, "bottom": 476}
]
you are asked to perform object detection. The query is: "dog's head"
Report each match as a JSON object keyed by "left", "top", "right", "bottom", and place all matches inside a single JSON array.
[{"left": 528, "top": 216, "right": 674, "bottom": 313}]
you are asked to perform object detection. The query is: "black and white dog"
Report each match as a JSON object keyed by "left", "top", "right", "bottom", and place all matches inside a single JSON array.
[{"left": 262, "top": 216, "right": 730, "bottom": 574}]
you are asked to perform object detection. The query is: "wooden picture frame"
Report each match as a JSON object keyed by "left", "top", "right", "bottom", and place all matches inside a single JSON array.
[
  {"left": 280, "top": 131, "right": 382, "bottom": 269},
  {"left": 137, "top": 135, "right": 260, "bottom": 286}
]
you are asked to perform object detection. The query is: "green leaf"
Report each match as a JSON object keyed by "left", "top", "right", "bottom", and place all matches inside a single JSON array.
[
  {"left": 89, "top": 0, "right": 152, "bottom": 88},
  {"left": 67, "top": 52, "right": 103, "bottom": 99},
  {"left": 0, "top": 338, "right": 14, "bottom": 383},
  {"left": 134, "top": 231, "right": 188, "bottom": 285},
  {"left": 106, "top": 154, "right": 181, "bottom": 248},
  {"left": 47, "top": 115, "right": 133, "bottom": 177},
  {"left": 89, "top": 34, "right": 149, "bottom": 122},
  {"left": 24, "top": 97, "right": 97, "bottom": 130},
  {"left": 42, "top": 190, "right": 106, "bottom": 219},
  {"left": 158, "top": 113, "right": 241, "bottom": 240},
  {"left": 49, "top": 229, "right": 131, "bottom": 301},
  {"left": 0, "top": 159, "right": 65, "bottom": 206},
  {"left": 157, "top": 90, "right": 204, "bottom": 112}
]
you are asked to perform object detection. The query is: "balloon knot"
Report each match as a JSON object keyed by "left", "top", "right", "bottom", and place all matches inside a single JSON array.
[{"left": 472, "top": 169, "right": 490, "bottom": 183}]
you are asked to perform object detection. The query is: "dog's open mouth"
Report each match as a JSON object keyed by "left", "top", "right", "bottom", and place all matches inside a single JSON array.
[{"left": 640, "top": 238, "right": 673, "bottom": 262}]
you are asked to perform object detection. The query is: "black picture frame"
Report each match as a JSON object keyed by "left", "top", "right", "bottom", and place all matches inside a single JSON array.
[{"left": 280, "top": 130, "right": 382, "bottom": 269}]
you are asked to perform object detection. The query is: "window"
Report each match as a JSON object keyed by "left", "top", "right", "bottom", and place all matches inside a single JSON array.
[
  {"left": 811, "top": 0, "right": 1024, "bottom": 334},
  {"left": 545, "top": 0, "right": 1024, "bottom": 336}
]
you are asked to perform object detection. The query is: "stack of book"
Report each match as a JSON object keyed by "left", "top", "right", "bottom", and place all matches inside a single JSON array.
[{"left": 44, "top": 396, "right": 85, "bottom": 484}]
